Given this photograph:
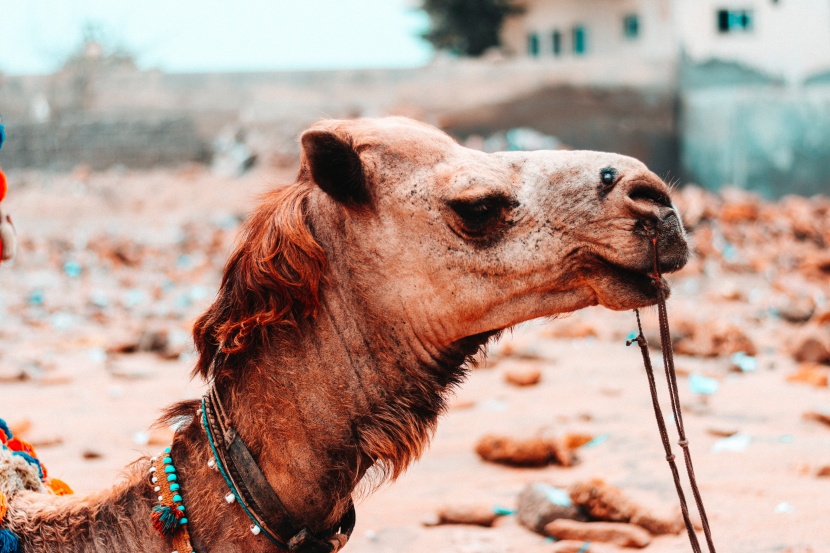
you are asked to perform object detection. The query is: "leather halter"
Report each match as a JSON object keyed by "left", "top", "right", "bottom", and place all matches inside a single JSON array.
[{"left": 201, "top": 387, "right": 356, "bottom": 553}]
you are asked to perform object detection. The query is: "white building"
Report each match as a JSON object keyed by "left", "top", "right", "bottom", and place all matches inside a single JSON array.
[{"left": 501, "top": 0, "right": 830, "bottom": 85}]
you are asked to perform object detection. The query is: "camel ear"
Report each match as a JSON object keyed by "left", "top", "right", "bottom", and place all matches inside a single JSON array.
[{"left": 301, "top": 130, "right": 370, "bottom": 206}]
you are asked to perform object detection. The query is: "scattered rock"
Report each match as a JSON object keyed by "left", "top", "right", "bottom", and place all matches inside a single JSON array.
[
  {"left": 475, "top": 435, "right": 575, "bottom": 467},
  {"left": 82, "top": 448, "right": 104, "bottom": 460},
  {"left": 503, "top": 365, "right": 542, "bottom": 387},
  {"left": 516, "top": 482, "right": 587, "bottom": 534},
  {"left": 786, "top": 363, "right": 828, "bottom": 388},
  {"left": 568, "top": 479, "right": 683, "bottom": 535},
  {"left": 427, "top": 505, "right": 500, "bottom": 527},
  {"left": 803, "top": 410, "right": 830, "bottom": 427},
  {"left": 706, "top": 427, "right": 739, "bottom": 438},
  {"left": 791, "top": 325, "right": 830, "bottom": 364},
  {"left": 673, "top": 321, "right": 757, "bottom": 358},
  {"left": 544, "top": 519, "right": 652, "bottom": 548},
  {"left": 774, "top": 296, "right": 816, "bottom": 324}
]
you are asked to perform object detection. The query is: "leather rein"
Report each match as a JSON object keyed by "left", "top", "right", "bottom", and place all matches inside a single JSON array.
[
  {"left": 627, "top": 234, "right": 717, "bottom": 553},
  {"left": 200, "top": 386, "right": 356, "bottom": 553}
]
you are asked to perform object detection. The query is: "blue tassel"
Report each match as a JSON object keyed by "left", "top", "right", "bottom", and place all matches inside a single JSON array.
[
  {"left": 0, "top": 529, "right": 20, "bottom": 553},
  {"left": 0, "top": 419, "right": 12, "bottom": 440},
  {"left": 11, "top": 452, "right": 43, "bottom": 480},
  {"left": 151, "top": 504, "right": 181, "bottom": 536}
]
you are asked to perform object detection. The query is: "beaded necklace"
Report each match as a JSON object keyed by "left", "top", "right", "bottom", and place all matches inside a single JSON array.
[{"left": 149, "top": 445, "right": 195, "bottom": 553}]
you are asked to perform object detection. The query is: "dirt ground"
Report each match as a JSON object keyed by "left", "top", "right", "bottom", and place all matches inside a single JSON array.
[{"left": 0, "top": 165, "right": 828, "bottom": 552}]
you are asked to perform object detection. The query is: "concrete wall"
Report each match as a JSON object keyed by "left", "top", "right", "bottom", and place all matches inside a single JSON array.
[
  {"left": 441, "top": 85, "right": 679, "bottom": 180},
  {"left": 0, "top": 57, "right": 674, "bottom": 170},
  {"left": 681, "top": 85, "right": 830, "bottom": 197}
]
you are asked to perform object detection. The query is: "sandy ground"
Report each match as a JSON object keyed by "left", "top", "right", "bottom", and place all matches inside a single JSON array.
[{"left": 0, "top": 165, "right": 828, "bottom": 553}]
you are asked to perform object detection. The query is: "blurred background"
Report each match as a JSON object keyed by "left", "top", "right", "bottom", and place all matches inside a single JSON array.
[
  {"left": 0, "top": 2, "right": 829, "bottom": 552},
  {"left": 2, "top": 0, "right": 830, "bottom": 196}
]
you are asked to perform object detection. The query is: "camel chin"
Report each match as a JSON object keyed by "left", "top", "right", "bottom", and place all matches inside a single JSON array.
[{"left": 579, "top": 255, "right": 669, "bottom": 312}]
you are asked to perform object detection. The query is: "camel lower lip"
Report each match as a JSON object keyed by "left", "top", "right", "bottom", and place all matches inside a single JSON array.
[{"left": 598, "top": 258, "right": 665, "bottom": 299}]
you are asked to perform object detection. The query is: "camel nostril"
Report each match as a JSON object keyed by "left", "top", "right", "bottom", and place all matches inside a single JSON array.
[{"left": 627, "top": 185, "right": 672, "bottom": 208}]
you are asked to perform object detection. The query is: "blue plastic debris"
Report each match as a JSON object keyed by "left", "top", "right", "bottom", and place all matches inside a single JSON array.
[
  {"left": 535, "top": 483, "right": 572, "bottom": 507},
  {"left": 730, "top": 352, "right": 757, "bottom": 372},
  {"left": 27, "top": 289, "right": 45, "bottom": 306},
  {"left": 689, "top": 373, "right": 719, "bottom": 395},
  {"left": 492, "top": 506, "right": 516, "bottom": 516},
  {"left": 63, "top": 260, "right": 82, "bottom": 278},
  {"left": 583, "top": 434, "right": 609, "bottom": 448}
]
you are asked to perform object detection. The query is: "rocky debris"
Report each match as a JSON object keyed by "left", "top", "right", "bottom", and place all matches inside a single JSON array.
[
  {"left": 786, "top": 364, "right": 829, "bottom": 388},
  {"left": 544, "top": 519, "right": 652, "bottom": 548},
  {"left": 81, "top": 448, "right": 103, "bottom": 460},
  {"left": 790, "top": 325, "right": 830, "bottom": 364},
  {"left": 503, "top": 365, "right": 542, "bottom": 387},
  {"left": 803, "top": 410, "right": 830, "bottom": 427},
  {"left": 773, "top": 295, "right": 816, "bottom": 324},
  {"left": 424, "top": 505, "right": 501, "bottom": 527},
  {"left": 516, "top": 483, "right": 587, "bottom": 533},
  {"left": 108, "top": 328, "right": 190, "bottom": 360},
  {"left": 672, "top": 320, "right": 757, "bottom": 358},
  {"left": 475, "top": 435, "right": 575, "bottom": 467},
  {"left": 569, "top": 479, "right": 684, "bottom": 536}
]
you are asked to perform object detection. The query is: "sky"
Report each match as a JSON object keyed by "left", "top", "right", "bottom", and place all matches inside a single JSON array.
[{"left": 1, "top": 0, "right": 434, "bottom": 75}]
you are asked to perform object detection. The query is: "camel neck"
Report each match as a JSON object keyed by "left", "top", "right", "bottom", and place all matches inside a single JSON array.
[{"left": 210, "top": 276, "right": 488, "bottom": 538}]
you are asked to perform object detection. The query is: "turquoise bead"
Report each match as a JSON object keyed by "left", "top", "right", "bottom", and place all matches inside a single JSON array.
[
  {"left": 163, "top": 457, "right": 173, "bottom": 465},
  {"left": 164, "top": 466, "right": 176, "bottom": 473},
  {"left": 172, "top": 494, "right": 182, "bottom": 502},
  {"left": 167, "top": 474, "right": 177, "bottom": 482},
  {"left": 164, "top": 447, "right": 171, "bottom": 454},
  {"left": 177, "top": 505, "right": 185, "bottom": 511},
  {"left": 179, "top": 518, "right": 188, "bottom": 525},
  {"left": 170, "top": 484, "right": 180, "bottom": 491}
]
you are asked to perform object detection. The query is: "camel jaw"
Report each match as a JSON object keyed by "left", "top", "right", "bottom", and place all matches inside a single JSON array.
[{"left": 588, "top": 257, "right": 673, "bottom": 311}]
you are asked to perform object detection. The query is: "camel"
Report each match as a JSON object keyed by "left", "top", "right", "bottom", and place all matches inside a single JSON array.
[{"left": 3, "top": 116, "right": 688, "bottom": 552}]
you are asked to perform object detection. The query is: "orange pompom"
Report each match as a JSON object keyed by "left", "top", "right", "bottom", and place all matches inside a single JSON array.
[
  {"left": 46, "top": 478, "right": 73, "bottom": 496},
  {"left": 0, "top": 167, "right": 6, "bottom": 203}
]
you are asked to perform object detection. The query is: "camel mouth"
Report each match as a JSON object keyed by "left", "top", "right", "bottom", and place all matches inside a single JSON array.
[{"left": 589, "top": 256, "right": 670, "bottom": 310}]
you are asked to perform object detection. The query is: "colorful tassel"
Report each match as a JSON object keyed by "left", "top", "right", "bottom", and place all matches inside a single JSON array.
[
  {"left": 0, "top": 420, "right": 12, "bottom": 441},
  {"left": 151, "top": 504, "right": 183, "bottom": 536},
  {"left": 45, "top": 478, "right": 73, "bottom": 496},
  {"left": 0, "top": 528, "right": 19, "bottom": 553}
]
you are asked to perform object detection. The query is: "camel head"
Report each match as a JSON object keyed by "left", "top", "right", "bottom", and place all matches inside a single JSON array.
[{"left": 298, "top": 117, "right": 688, "bottom": 352}]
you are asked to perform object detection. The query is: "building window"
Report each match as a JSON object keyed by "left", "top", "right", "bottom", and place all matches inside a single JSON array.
[
  {"left": 552, "top": 30, "right": 562, "bottom": 55},
  {"left": 717, "top": 9, "right": 753, "bottom": 33},
  {"left": 573, "top": 25, "right": 587, "bottom": 54},
  {"left": 527, "top": 32, "right": 540, "bottom": 56},
  {"left": 623, "top": 14, "right": 640, "bottom": 39}
]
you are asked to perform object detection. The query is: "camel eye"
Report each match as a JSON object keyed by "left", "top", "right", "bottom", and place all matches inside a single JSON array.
[
  {"left": 447, "top": 194, "right": 516, "bottom": 237},
  {"left": 600, "top": 167, "right": 617, "bottom": 187}
]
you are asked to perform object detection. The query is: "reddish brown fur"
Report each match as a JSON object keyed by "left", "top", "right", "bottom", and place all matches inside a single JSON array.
[
  {"left": 5, "top": 117, "right": 687, "bottom": 552},
  {"left": 193, "top": 182, "right": 326, "bottom": 377}
]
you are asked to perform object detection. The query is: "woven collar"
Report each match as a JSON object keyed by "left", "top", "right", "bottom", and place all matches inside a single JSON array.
[{"left": 201, "top": 389, "right": 356, "bottom": 553}]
